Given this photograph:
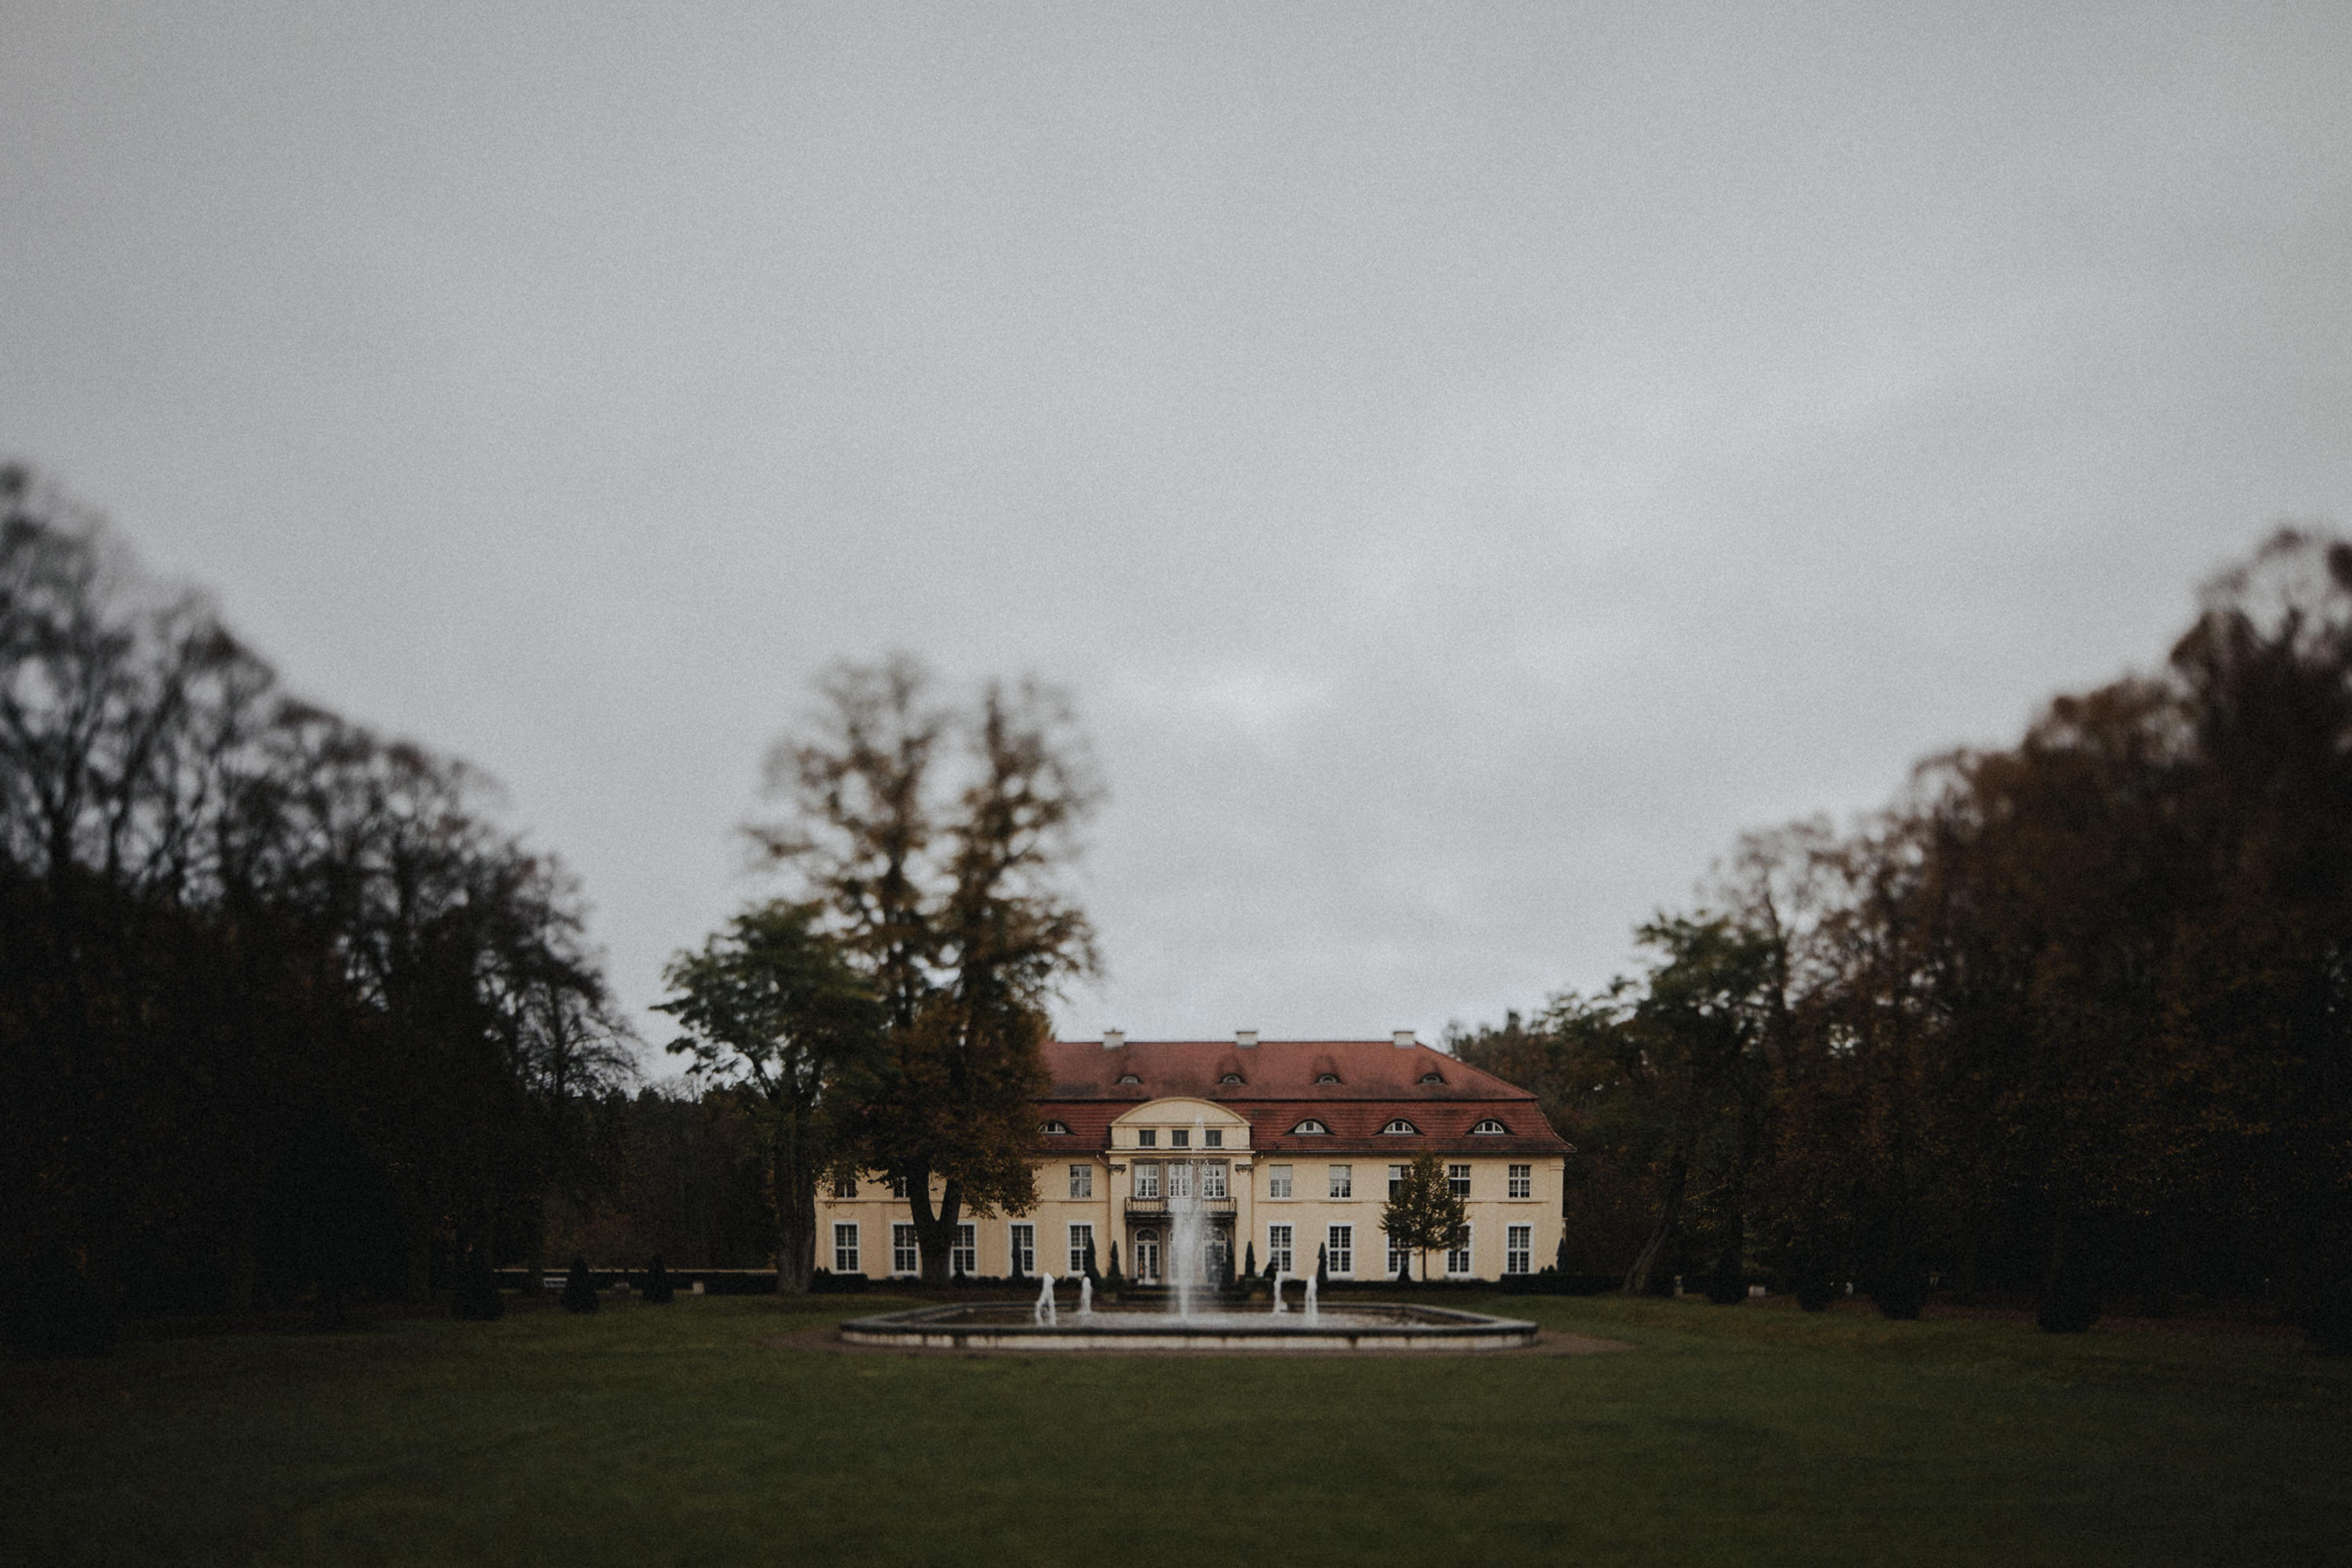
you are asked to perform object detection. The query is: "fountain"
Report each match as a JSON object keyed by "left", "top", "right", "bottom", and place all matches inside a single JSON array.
[
  {"left": 1305, "top": 1273, "right": 1318, "bottom": 1323},
  {"left": 1270, "top": 1271, "right": 1287, "bottom": 1314},
  {"left": 1033, "top": 1273, "right": 1057, "bottom": 1327},
  {"left": 1078, "top": 1274, "right": 1093, "bottom": 1315}
]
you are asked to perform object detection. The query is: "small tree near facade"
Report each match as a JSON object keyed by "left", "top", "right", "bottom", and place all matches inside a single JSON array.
[
  {"left": 1380, "top": 1152, "right": 1468, "bottom": 1283},
  {"left": 561, "top": 1254, "right": 598, "bottom": 1314}
]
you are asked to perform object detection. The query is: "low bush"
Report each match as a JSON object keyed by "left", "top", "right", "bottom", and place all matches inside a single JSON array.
[
  {"left": 450, "top": 1251, "right": 504, "bottom": 1321},
  {"left": 561, "top": 1255, "right": 599, "bottom": 1315},
  {"left": 641, "top": 1255, "right": 675, "bottom": 1305}
]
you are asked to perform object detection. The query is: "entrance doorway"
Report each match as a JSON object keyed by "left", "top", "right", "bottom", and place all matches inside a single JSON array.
[{"left": 1134, "top": 1229, "right": 1161, "bottom": 1284}]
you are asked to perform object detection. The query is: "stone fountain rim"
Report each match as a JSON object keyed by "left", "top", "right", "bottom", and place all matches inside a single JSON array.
[{"left": 835, "top": 1299, "right": 1542, "bottom": 1352}]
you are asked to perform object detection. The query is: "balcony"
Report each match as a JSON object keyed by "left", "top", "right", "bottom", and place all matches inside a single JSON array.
[{"left": 1123, "top": 1196, "right": 1237, "bottom": 1221}]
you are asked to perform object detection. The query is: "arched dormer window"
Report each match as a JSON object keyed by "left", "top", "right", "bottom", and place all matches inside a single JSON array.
[
  {"left": 1381, "top": 1119, "right": 1421, "bottom": 1135},
  {"left": 1315, "top": 1073, "right": 1341, "bottom": 1085},
  {"left": 1117, "top": 1073, "right": 1141, "bottom": 1085},
  {"left": 1290, "top": 1119, "right": 1330, "bottom": 1135},
  {"left": 1418, "top": 1072, "right": 1446, "bottom": 1084},
  {"left": 1219, "top": 1073, "right": 1243, "bottom": 1085},
  {"left": 1471, "top": 1118, "right": 1508, "bottom": 1134},
  {"left": 1039, "top": 1120, "right": 1071, "bottom": 1135}
]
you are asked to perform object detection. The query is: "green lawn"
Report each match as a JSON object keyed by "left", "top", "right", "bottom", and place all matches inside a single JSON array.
[{"left": 4, "top": 1292, "right": 2347, "bottom": 1566}]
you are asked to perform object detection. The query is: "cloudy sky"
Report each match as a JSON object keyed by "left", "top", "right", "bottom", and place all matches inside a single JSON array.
[{"left": 5, "top": 4, "right": 2347, "bottom": 1060}]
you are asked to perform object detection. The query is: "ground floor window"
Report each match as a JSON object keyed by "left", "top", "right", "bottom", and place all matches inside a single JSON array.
[
  {"left": 1327, "top": 1225, "right": 1353, "bottom": 1277},
  {"left": 953, "top": 1222, "right": 977, "bottom": 1277},
  {"left": 1069, "top": 1223, "right": 1094, "bottom": 1278},
  {"left": 1446, "top": 1224, "right": 1473, "bottom": 1277},
  {"left": 833, "top": 1223, "right": 859, "bottom": 1274},
  {"left": 1388, "top": 1231, "right": 1411, "bottom": 1278},
  {"left": 1267, "top": 1224, "right": 1294, "bottom": 1276},
  {"left": 1010, "top": 1223, "right": 1035, "bottom": 1276},
  {"left": 891, "top": 1223, "right": 918, "bottom": 1276},
  {"left": 1506, "top": 1224, "right": 1532, "bottom": 1275}
]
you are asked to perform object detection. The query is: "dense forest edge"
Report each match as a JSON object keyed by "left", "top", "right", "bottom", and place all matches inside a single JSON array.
[{"left": 5, "top": 464, "right": 2347, "bottom": 1353}]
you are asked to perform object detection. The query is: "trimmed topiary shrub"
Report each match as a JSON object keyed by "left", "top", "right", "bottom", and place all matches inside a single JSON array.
[
  {"left": 451, "top": 1250, "right": 504, "bottom": 1321},
  {"left": 561, "top": 1254, "right": 599, "bottom": 1314},
  {"left": 2037, "top": 1266, "right": 2101, "bottom": 1334},
  {"left": 1316, "top": 1243, "right": 1328, "bottom": 1288},
  {"left": 1704, "top": 1257, "right": 1748, "bottom": 1305},
  {"left": 641, "top": 1254, "right": 675, "bottom": 1305},
  {"left": 1870, "top": 1261, "right": 1928, "bottom": 1320},
  {"left": 1082, "top": 1240, "right": 1101, "bottom": 1288},
  {"left": 1793, "top": 1277, "right": 1838, "bottom": 1312}
]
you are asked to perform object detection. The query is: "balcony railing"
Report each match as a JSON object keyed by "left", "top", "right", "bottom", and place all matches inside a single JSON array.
[{"left": 1123, "top": 1196, "right": 1237, "bottom": 1219}]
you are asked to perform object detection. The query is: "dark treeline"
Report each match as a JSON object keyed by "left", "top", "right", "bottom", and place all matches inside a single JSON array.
[
  {"left": 2, "top": 469, "right": 632, "bottom": 1344},
  {"left": 541, "top": 1084, "right": 776, "bottom": 1272},
  {"left": 1456, "top": 529, "right": 2352, "bottom": 1335}
]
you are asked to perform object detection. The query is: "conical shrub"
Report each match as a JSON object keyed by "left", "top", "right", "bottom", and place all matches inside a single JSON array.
[
  {"left": 561, "top": 1254, "right": 599, "bottom": 1314},
  {"left": 641, "top": 1254, "right": 675, "bottom": 1305}
]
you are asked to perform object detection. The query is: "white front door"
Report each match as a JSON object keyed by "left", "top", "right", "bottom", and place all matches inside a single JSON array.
[{"left": 1134, "top": 1231, "right": 1161, "bottom": 1283}]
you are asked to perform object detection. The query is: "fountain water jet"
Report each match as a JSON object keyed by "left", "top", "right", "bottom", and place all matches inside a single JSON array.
[
  {"left": 1305, "top": 1274, "right": 1319, "bottom": 1323},
  {"left": 1270, "top": 1272, "right": 1287, "bottom": 1314},
  {"left": 1033, "top": 1272, "right": 1058, "bottom": 1327},
  {"left": 1079, "top": 1275, "right": 1094, "bottom": 1315}
]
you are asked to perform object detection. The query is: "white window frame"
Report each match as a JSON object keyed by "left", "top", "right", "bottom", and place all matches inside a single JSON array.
[
  {"left": 891, "top": 1223, "right": 918, "bottom": 1276},
  {"left": 1328, "top": 1164, "right": 1352, "bottom": 1200},
  {"left": 1268, "top": 1163, "right": 1293, "bottom": 1199},
  {"left": 1508, "top": 1163, "right": 1532, "bottom": 1200},
  {"left": 1267, "top": 1224, "right": 1294, "bottom": 1276},
  {"left": 1327, "top": 1224, "right": 1354, "bottom": 1278},
  {"left": 833, "top": 1174, "right": 858, "bottom": 1200},
  {"left": 1068, "top": 1223, "right": 1094, "bottom": 1277},
  {"left": 1447, "top": 1163, "right": 1472, "bottom": 1199},
  {"left": 1506, "top": 1224, "right": 1532, "bottom": 1276},
  {"left": 952, "top": 1222, "right": 976, "bottom": 1277},
  {"left": 1069, "top": 1163, "right": 1093, "bottom": 1200},
  {"left": 1167, "top": 1162, "right": 1193, "bottom": 1200},
  {"left": 833, "top": 1222, "right": 859, "bottom": 1274},
  {"left": 1010, "top": 1223, "right": 1036, "bottom": 1276},
  {"left": 1446, "top": 1223, "right": 1473, "bottom": 1278},
  {"left": 1290, "top": 1120, "right": 1328, "bottom": 1135},
  {"left": 1202, "top": 1163, "right": 1228, "bottom": 1200},
  {"left": 1135, "top": 1162, "right": 1161, "bottom": 1199},
  {"left": 1382, "top": 1119, "right": 1420, "bottom": 1135},
  {"left": 1388, "top": 1163, "right": 1406, "bottom": 1198}
]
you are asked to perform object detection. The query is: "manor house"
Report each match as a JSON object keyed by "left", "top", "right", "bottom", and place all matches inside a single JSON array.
[{"left": 815, "top": 1032, "right": 1572, "bottom": 1284}]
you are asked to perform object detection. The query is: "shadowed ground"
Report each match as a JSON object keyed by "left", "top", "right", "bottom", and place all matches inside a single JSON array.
[{"left": 3, "top": 1292, "right": 2345, "bottom": 1566}]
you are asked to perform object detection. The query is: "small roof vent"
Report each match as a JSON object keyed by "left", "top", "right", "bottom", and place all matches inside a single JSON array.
[
  {"left": 1102, "top": 1029, "right": 1125, "bottom": 1050},
  {"left": 1235, "top": 1029, "right": 1258, "bottom": 1049},
  {"left": 1392, "top": 1029, "right": 1416, "bottom": 1049}
]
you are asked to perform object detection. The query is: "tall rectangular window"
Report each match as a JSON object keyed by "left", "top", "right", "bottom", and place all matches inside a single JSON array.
[
  {"left": 1267, "top": 1224, "right": 1294, "bottom": 1275},
  {"left": 1327, "top": 1224, "right": 1353, "bottom": 1277},
  {"left": 1135, "top": 1163, "right": 1161, "bottom": 1199},
  {"left": 1447, "top": 1163, "right": 1472, "bottom": 1199},
  {"left": 1328, "top": 1164, "right": 1352, "bottom": 1200},
  {"left": 1508, "top": 1163, "right": 1532, "bottom": 1200},
  {"left": 1506, "top": 1224, "right": 1532, "bottom": 1276},
  {"left": 832, "top": 1174, "right": 858, "bottom": 1200},
  {"left": 1068, "top": 1163, "right": 1093, "bottom": 1199},
  {"left": 953, "top": 1222, "right": 976, "bottom": 1277},
  {"left": 1388, "top": 1230, "right": 1411, "bottom": 1278},
  {"left": 1167, "top": 1161, "right": 1192, "bottom": 1200},
  {"left": 1388, "top": 1163, "right": 1406, "bottom": 1197},
  {"left": 1068, "top": 1224, "right": 1094, "bottom": 1277},
  {"left": 1203, "top": 1163, "right": 1228, "bottom": 1200},
  {"left": 1447, "top": 1224, "right": 1473, "bottom": 1277},
  {"left": 833, "top": 1223, "right": 859, "bottom": 1274},
  {"left": 1010, "top": 1223, "right": 1035, "bottom": 1276},
  {"left": 891, "top": 1223, "right": 918, "bottom": 1276},
  {"left": 1268, "top": 1163, "right": 1292, "bottom": 1199},
  {"left": 891, "top": 1175, "right": 909, "bottom": 1200},
  {"left": 1203, "top": 1129, "right": 1223, "bottom": 1148}
]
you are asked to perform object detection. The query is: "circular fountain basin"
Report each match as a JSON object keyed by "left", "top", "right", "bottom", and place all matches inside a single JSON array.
[{"left": 837, "top": 1301, "right": 1540, "bottom": 1352}]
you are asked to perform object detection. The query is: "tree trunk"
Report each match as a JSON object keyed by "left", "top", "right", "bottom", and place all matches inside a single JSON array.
[
  {"left": 1624, "top": 1150, "right": 1690, "bottom": 1295},
  {"left": 772, "top": 1123, "right": 816, "bottom": 1294},
  {"left": 909, "top": 1172, "right": 963, "bottom": 1285}
]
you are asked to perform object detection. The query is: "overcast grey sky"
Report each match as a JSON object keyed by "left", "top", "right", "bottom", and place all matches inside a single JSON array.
[{"left": 5, "top": 4, "right": 2347, "bottom": 1060}]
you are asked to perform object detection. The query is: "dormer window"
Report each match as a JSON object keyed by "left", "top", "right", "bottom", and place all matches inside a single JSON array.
[
  {"left": 1471, "top": 1118, "right": 1508, "bottom": 1134},
  {"left": 1315, "top": 1073, "right": 1340, "bottom": 1085},
  {"left": 1040, "top": 1120, "right": 1071, "bottom": 1135},
  {"left": 1419, "top": 1072, "right": 1446, "bottom": 1084},
  {"left": 1381, "top": 1119, "right": 1421, "bottom": 1135},
  {"left": 1219, "top": 1073, "right": 1243, "bottom": 1085},
  {"left": 1290, "top": 1119, "right": 1330, "bottom": 1135},
  {"left": 1117, "top": 1073, "right": 1141, "bottom": 1085}
]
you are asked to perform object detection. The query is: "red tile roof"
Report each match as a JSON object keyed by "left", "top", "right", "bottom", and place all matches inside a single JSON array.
[{"left": 1033, "top": 1039, "right": 1573, "bottom": 1156}]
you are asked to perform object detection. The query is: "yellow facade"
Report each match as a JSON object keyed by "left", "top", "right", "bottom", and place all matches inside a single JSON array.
[{"left": 815, "top": 1095, "right": 1565, "bottom": 1284}]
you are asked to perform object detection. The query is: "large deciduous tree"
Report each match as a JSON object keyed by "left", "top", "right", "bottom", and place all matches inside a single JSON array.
[
  {"left": 750, "top": 655, "right": 1100, "bottom": 1284},
  {"left": 658, "top": 902, "right": 884, "bottom": 1293}
]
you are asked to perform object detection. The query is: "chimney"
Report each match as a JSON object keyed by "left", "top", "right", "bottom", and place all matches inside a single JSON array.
[
  {"left": 1102, "top": 1029, "right": 1125, "bottom": 1050},
  {"left": 1236, "top": 1029, "right": 1258, "bottom": 1049},
  {"left": 1392, "top": 1029, "right": 1416, "bottom": 1049}
]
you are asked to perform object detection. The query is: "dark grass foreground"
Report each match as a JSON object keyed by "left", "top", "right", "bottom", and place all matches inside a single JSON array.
[{"left": 3, "top": 1293, "right": 2346, "bottom": 1567}]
